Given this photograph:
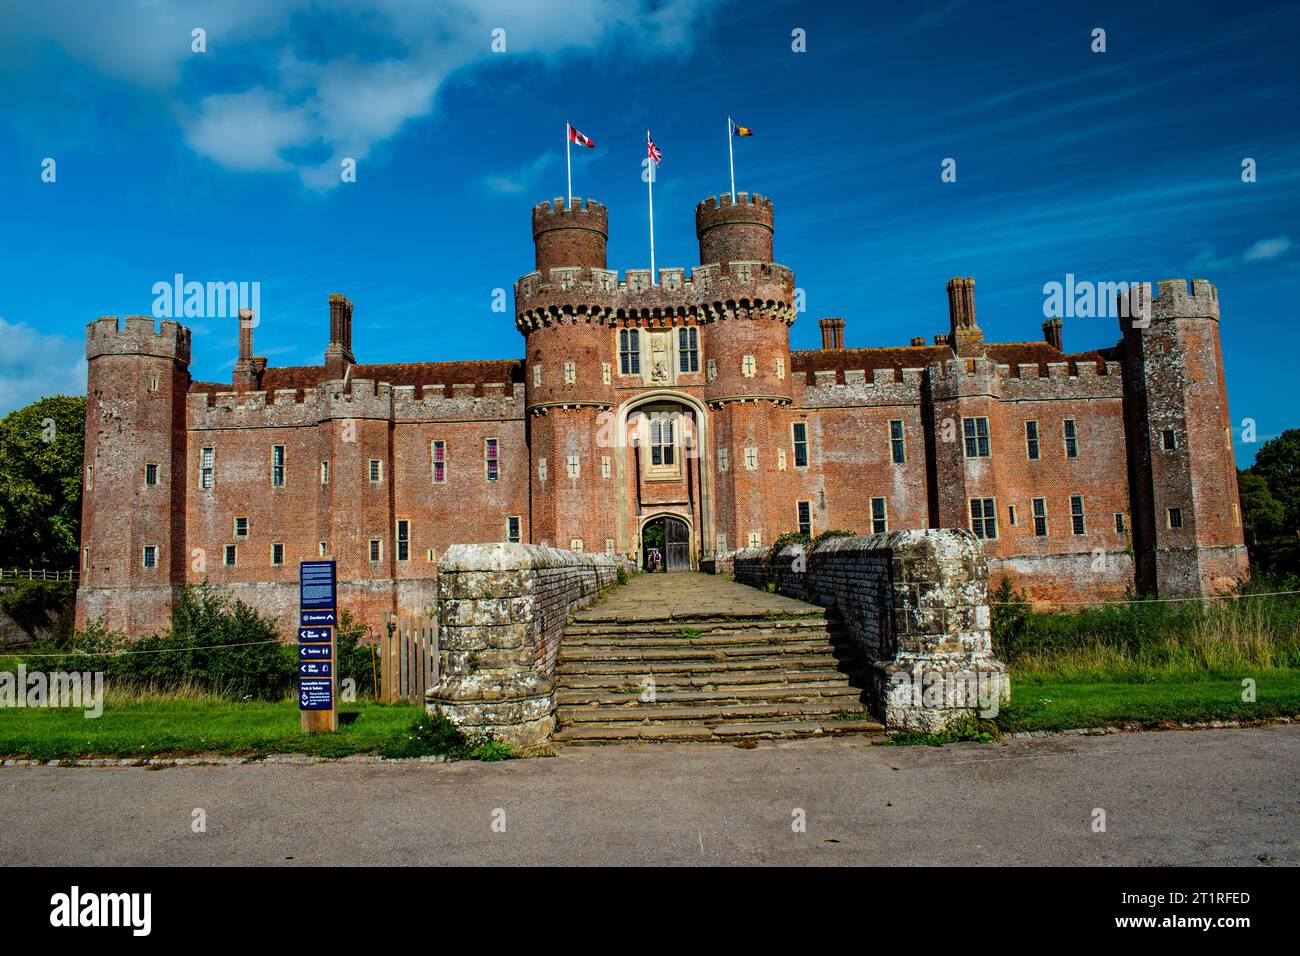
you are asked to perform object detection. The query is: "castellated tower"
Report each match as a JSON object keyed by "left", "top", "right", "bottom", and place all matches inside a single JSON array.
[
  {"left": 693, "top": 194, "right": 796, "bottom": 554},
  {"left": 518, "top": 198, "right": 616, "bottom": 550},
  {"left": 77, "top": 316, "right": 192, "bottom": 634},
  {"left": 1121, "top": 279, "right": 1249, "bottom": 597}
]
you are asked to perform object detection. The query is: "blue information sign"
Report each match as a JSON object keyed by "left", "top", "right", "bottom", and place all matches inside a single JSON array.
[
  {"left": 298, "top": 626, "right": 332, "bottom": 643},
  {"left": 301, "top": 609, "right": 336, "bottom": 626},
  {"left": 298, "top": 661, "right": 332, "bottom": 678},
  {"left": 299, "top": 678, "right": 333, "bottom": 710},
  {"left": 299, "top": 561, "right": 337, "bottom": 611},
  {"left": 298, "top": 643, "right": 332, "bottom": 660}
]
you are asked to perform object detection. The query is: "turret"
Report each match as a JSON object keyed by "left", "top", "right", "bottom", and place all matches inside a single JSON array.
[
  {"left": 532, "top": 197, "right": 608, "bottom": 273},
  {"left": 77, "top": 315, "right": 192, "bottom": 635},
  {"left": 1119, "top": 279, "right": 1248, "bottom": 596},
  {"left": 695, "top": 192, "right": 774, "bottom": 266}
]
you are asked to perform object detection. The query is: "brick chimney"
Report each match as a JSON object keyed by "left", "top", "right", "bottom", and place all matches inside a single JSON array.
[
  {"left": 946, "top": 277, "right": 983, "bottom": 354},
  {"left": 819, "top": 317, "right": 845, "bottom": 350},
  {"left": 232, "top": 308, "right": 264, "bottom": 389},
  {"left": 325, "top": 293, "right": 355, "bottom": 380},
  {"left": 1043, "top": 317, "right": 1063, "bottom": 351}
]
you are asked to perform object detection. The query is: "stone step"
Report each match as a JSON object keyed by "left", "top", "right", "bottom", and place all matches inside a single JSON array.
[
  {"left": 557, "top": 683, "right": 866, "bottom": 707},
  {"left": 564, "top": 618, "right": 828, "bottom": 637},
  {"left": 551, "top": 718, "right": 884, "bottom": 744},
  {"left": 555, "top": 653, "right": 860, "bottom": 676},
  {"left": 570, "top": 610, "right": 825, "bottom": 626},
  {"left": 558, "top": 643, "right": 853, "bottom": 664},
  {"left": 562, "top": 630, "right": 834, "bottom": 649},
  {"left": 556, "top": 700, "right": 865, "bottom": 725},
  {"left": 557, "top": 667, "right": 858, "bottom": 689}
]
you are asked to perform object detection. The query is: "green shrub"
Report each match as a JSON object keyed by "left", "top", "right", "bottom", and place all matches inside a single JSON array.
[
  {"left": 812, "top": 528, "right": 857, "bottom": 547},
  {"left": 334, "top": 610, "right": 376, "bottom": 698},
  {"left": 616, "top": 566, "right": 629, "bottom": 586},
  {"left": 0, "top": 580, "right": 75, "bottom": 641},
  {"left": 377, "top": 709, "right": 512, "bottom": 760},
  {"left": 36, "top": 584, "right": 293, "bottom": 699}
]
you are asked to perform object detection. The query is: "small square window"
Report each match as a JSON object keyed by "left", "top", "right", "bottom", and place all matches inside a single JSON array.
[
  {"left": 142, "top": 545, "right": 158, "bottom": 569},
  {"left": 200, "top": 447, "right": 215, "bottom": 489},
  {"left": 1008, "top": 504, "right": 1017, "bottom": 527},
  {"left": 1070, "top": 495, "right": 1086, "bottom": 535},
  {"left": 889, "top": 420, "right": 906, "bottom": 465},
  {"left": 85, "top": 465, "right": 93, "bottom": 491},
  {"left": 1025, "top": 421, "right": 1040, "bottom": 460},
  {"left": 1064, "top": 419, "right": 1079, "bottom": 459},
  {"left": 234, "top": 516, "right": 248, "bottom": 538},
  {"left": 797, "top": 500, "right": 812, "bottom": 537},
  {"left": 1032, "top": 497, "right": 1047, "bottom": 537},
  {"left": 369, "top": 459, "right": 382, "bottom": 483},
  {"left": 369, "top": 538, "right": 382, "bottom": 562},
  {"left": 1114, "top": 512, "right": 1126, "bottom": 534},
  {"left": 1161, "top": 429, "right": 1177, "bottom": 451},
  {"left": 792, "top": 422, "right": 809, "bottom": 468},
  {"left": 1167, "top": 507, "right": 1183, "bottom": 530},
  {"left": 271, "top": 445, "right": 285, "bottom": 486},
  {"left": 224, "top": 544, "right": 237, "bottom": 567},
  {"left": 271, "top": 543, "right": 284, "bottom": 565},
  {"left": 145, "top": 463, "right": 158, "bottom": 486},
  {"left": 320, "top": 541, "right": 328, "bottom": 557},
  {"left": 507, "top": 516, "right": 521, "bottom": 543}
]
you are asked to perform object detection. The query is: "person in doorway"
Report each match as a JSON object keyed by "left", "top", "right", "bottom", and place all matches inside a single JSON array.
[{"left": 649, "top": 548, "right": 663, "bottom": 572}]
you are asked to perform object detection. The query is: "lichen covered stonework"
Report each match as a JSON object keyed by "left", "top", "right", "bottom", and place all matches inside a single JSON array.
[
  {"left": 426, "top": 543, "right": 619, "bottom": 749},
  {"left": 736, "top": 529, "right": 1010, "bottom": 732}
]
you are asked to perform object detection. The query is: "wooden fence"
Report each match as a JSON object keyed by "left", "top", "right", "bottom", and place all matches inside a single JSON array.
[
  {"left": 1, "top": 568, "right": 78, "bottom": 582},
  {"left": 378, "top": 612, "right": 438, "bottom": 703}
]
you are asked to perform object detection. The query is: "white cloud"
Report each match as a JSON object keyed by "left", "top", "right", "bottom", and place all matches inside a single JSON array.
[
  {"left": 0, "top": 318, "right": 87, "bottom": 415},
  {"left": 7, "top": 0, "right": 721, "bottom": 190},
  {"left": 1191, "top": 234, "right": 1295, "bottom": 272},
  {"left": 1243, "top": 235, "right": 1293, "bottom": 261}
]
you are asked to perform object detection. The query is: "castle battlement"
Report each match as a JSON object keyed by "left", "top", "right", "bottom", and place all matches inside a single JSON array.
[
  {"left": 514, "top": 261, "right": 796, "bottom": 330},
  {"left": 87, "top": 314, "right": 191, "bottom": 362},
  {"left": 1125, "top": 278, "right": 1220, "bottom": 324},
  {"left": 188, "top": 376, "right": 525, "bottom": 430}
]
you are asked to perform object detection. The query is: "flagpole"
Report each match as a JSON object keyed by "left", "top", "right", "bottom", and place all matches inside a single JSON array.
[
  {"left": 728, "top": 116, "right": 735, "bottom": 202},
  {"left": 647, "top": 130, "right": 656, "bottom": 285},
  {"left": 566, "top": 122, "right": 572, "bottom": 207}
]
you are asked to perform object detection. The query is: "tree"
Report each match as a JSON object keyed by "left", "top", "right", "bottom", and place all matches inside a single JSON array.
[
  {"left": 0, "top": 395, "right": 85, "bottom": 569},
  {"left": 1251, "top": 429, "right": 1300, "bottom": 534},
  {"left": 1237, "top": 470, "right": 1284, "bottom": 545}
]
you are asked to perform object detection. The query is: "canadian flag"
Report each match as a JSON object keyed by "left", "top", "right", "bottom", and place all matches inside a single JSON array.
[{"left": 568, "top": 124, "right": 595, "bottom": 149}]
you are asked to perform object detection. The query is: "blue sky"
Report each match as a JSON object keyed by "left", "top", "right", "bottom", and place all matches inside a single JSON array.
[{"left": 0, "top": 0, "right": 1296, "bottom": 466}]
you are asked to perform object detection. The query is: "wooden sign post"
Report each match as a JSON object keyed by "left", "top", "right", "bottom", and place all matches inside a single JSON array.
[{"left": 299, "top": 560, "right": 338, "bottom": 733}]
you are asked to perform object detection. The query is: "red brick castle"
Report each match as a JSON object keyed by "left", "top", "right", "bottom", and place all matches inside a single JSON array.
[{"left": 76, "top": 191, "right": 1249, "bottom": 636}]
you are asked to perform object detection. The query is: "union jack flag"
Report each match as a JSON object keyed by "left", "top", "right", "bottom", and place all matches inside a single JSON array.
[{"left": 647, "top": 132, "right": 662, "bottom": 164}]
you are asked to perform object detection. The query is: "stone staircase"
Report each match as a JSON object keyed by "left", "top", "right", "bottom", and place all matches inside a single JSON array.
[{"left": 552, "top": 574, "right": 883, "bottom": 744}]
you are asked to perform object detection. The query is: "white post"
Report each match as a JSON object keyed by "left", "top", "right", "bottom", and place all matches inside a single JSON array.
[
  {"left": 728, "top": 115, "right": 735, "bottom": 202},
  {"left": 647, "top": 130, "right": 656, "bottom": 285},
  {"left": 566, "top": 122, "right": 572, "bottom": 207}
]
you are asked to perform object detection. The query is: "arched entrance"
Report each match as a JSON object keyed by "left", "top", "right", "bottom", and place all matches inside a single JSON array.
[{"left": 641, "top": 514, "right": 691, "bottom": 572}]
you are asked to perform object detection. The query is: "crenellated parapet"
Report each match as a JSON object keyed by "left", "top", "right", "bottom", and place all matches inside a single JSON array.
[
  {"left": 696, "top": 192, "right": 774, "bottom": 264},
  {"left": 514, "top": 261, "right": 796, "bottom": 331},
  {"left": 927, "top": 354, "right": 1122, "bottom": 403},
  {"left": 798, "top": 366, "right": 928, "bottom": 408},
  {"left": 188, "top": 377, "right": 526, "bottom": 430},
  {"left": 1122, "top": 278, "right": 1219, "bottom": 333},
  {"left": 87, "top": 315, "right": 191, "bottom": 364}
]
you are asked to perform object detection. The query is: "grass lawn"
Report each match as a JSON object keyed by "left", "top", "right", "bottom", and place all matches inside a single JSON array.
[
  {"left": 0, "top": 698, "right": 431, "bottom": 762},
  {"left": 995, "top": 670, "right": 1300, "bottom": 734}
]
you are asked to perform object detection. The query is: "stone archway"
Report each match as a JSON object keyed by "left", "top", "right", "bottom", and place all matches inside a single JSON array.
[
  {"left": 640, "top": 512, "right": 692, "bottom": 571},
  {"left": 614, "top": 390, "right": 713, "bottom": 566}
]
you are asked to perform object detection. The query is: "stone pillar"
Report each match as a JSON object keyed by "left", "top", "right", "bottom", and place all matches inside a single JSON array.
[
  {"left": 427, "top": 543, "right": 618, "bottom": 750},
  {"left": 872, "top": 530, "right": 1010, "bottom": 732}
]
